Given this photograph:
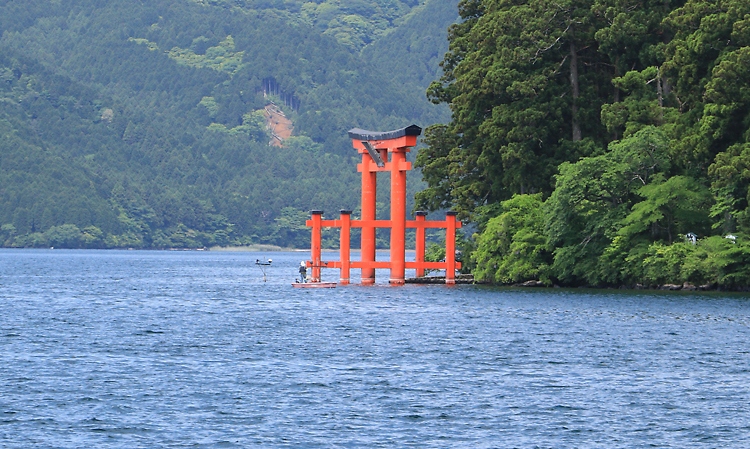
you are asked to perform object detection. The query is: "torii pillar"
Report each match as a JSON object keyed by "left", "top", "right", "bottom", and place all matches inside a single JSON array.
[{"left": 349, "top": 125, "right": 421, "bottom": 285}]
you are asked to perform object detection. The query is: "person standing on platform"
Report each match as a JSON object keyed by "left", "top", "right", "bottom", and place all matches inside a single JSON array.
[{"left": 299, "top": 262, "right": 307, "bottom": 283}]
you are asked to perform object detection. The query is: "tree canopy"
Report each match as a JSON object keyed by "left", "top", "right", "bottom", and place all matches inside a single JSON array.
[{"left": 418, "top": 0, "right": 750, "bottom": 289}]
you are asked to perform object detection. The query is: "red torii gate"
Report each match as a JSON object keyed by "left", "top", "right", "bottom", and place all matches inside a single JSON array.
[{"left": 305, "top": 125, "right": 462, "bottom": 285}]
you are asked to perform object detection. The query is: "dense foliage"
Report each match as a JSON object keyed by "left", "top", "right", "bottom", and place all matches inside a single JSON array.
[
  {"left": 361, "top": 0, "right": 460, "bottom": 89},
  {"left": 0, "top": 0, "right": 452, "bottom": 249},
  {"left": 418, "top": 0, "right": 750, "bottom": 289},
  {"left": 190, "top": 0, "right": 424, "bottom": 51}
]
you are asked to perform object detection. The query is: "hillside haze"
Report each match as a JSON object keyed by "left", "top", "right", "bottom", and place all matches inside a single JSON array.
[{"left": 0, "top": 0, "right": 457, "bottom": 249}]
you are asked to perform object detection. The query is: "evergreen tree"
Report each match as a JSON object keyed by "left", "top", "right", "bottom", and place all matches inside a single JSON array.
[{"left": 417, "top": 0, "right": 612, "bottom": 220}]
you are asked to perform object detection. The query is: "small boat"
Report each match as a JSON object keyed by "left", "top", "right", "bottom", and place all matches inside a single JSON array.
[{"left": 292, "top": 281, "right": 337, "bottom": 288}]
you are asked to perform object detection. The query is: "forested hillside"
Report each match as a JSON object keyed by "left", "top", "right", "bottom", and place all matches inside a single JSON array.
[
  {"left": 0, "top": 0, "right": 453, "bottom": 249},
  {"left": 420, "top": 0, "right": 750, "bottom": 289},
  {"left": 361, "top": 0, "right": 460, "bottom": 90},
  {"left": 192, "top": 0, "right": 444, "bottom": 53}
]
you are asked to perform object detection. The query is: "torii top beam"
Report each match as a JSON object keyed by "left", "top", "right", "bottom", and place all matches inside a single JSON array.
[{"left": 348, "top": 125, "right": 422, "bottom": 150}]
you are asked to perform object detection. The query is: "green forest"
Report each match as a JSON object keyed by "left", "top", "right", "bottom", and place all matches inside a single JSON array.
[
  {"left": 418, "top": 0, "right": 750, "bottom": 289},
  {"left": 2, "top": 0, "right": 749, "bottom": 290},
  {"left": 0, "top": 0, "right": 455, "bottom": 250}
]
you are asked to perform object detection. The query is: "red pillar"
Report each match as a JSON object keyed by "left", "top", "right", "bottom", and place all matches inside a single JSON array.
[
  {"left": 389, "top": 148, "right": 407, "bottom": 285},
  {"left": 339, "top": 209, "right": 352, "bottom": 285},
  {"left": 360, "top": 153, "right": 377, "bottom": 285},
  {"left": 445, "top": 211, "right": 457, "bottom": 285},
  {"left": 311, "top": 210, "right": 323, "bottom": 282},
  {"left": 415, "top": 211, "right": 427, "bottom": 278}
]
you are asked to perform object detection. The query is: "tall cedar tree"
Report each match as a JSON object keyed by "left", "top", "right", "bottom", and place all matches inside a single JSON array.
[{"left": 416, "top": 0, "right": 613, "bottom": 220}]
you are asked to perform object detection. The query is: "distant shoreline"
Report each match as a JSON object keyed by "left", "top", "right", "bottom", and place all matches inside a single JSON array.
[
  {"left": 209, "top": 245, "right": 305, "bottom": 252},
  {"left": 210, "top": 246, "right": 399, "bottom": 253}
]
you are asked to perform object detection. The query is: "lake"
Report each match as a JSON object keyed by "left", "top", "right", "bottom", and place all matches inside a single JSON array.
[{"left": 1, "top": 249, "right": 749, "bottom": 448}]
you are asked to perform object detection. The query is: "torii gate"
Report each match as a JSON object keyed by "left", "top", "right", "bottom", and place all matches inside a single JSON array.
[{"left": 304, "top": 125, "right": 461, "bottom": 285}]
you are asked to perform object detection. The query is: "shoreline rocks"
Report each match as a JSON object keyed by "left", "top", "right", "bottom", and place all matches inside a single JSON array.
[{"left": 405, "top": 275, "right": 749, "bottom": 291}]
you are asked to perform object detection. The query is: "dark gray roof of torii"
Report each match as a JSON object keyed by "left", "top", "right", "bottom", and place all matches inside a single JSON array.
[{"left": 347, "top": 124, "right": 422, "bottom": 141}]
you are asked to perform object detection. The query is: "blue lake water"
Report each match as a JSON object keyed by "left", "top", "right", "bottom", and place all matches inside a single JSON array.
[{"left": 1, "top": 249, "right": 749, "bottom": 448}]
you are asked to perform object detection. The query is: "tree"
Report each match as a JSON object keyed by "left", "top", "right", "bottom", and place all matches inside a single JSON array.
[
  {"left": 473, "top": 193, "right": 550, "bottom": 284},
  {"left": 593, "top": 0, "right": 678, "bottom": 137},
  {"left": 620, "top": 175, "right": 712, "bottom": 244},
  {"left": 662, "top": 0, "right": 750, "bottom": 170},
  {"left": 417, "top": 0, "right": 611, "bottom": 220},
  {"left": 544, "top": 127, "right": 670, "bottom": 285},
  {"left": 271, "top": 207, "right": 311, "bottom": 249},
  {"left": 709, "top": 143, "right": 750, "bottom": 234}
]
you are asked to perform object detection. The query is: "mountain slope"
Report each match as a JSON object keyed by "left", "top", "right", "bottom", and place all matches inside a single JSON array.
[
  {"left": 361, "top": 0, "right": 460, "bottom": 91},
  {"left": 0, "top": 0, "right": 459, "bottom": 248}
]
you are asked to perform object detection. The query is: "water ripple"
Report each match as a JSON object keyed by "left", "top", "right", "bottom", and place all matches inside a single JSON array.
[{"left": 1, "top": 249, "right": 749, "bottom": 447}]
